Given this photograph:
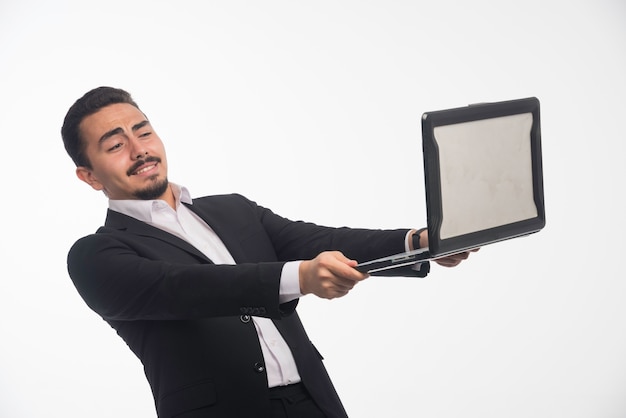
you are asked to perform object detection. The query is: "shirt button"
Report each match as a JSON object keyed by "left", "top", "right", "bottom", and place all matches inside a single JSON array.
[
  {"left": 240, "top": 315, "right": 251, "bottom": 323},
  {"left": 254, "top": 362, "right": 265, "bottom": 373}
]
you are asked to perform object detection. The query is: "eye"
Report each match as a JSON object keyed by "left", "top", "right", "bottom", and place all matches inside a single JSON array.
[
  {"left": 139, "top": 131, "right": 152, "bottom": 138},
  {"left": 108, "top": 143, "right": 123, "bottom": 152}
]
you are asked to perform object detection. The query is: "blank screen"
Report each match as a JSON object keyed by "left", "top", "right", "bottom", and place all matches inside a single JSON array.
[{"left": 433, "top": 112, "right": 538, "bottom": 239}]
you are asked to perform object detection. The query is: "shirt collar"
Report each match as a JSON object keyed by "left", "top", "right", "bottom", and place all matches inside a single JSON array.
[{"left": 108, "top": 183, "right": 193, "bottom": 223}]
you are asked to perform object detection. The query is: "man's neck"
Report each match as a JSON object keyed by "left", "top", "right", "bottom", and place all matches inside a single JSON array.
[{"left": 160, "top": 184, "right": 177, "bottom": 210}]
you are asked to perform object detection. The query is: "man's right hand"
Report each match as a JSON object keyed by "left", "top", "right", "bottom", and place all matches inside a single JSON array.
[{"left": 299, "top": 251, "right": 368, "bottom": 300}]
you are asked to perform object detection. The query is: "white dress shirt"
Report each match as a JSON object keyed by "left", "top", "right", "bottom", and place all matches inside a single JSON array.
[{"left": 109, "top": 184, "right": 301, "bottom": 387}]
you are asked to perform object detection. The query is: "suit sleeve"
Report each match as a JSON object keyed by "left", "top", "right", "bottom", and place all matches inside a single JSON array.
[
  {"left": 67, "top": 233, "right": 295, "bottom": 321},
  {"left": 226, "top": 194, "right": 430, "bottom": 278}
]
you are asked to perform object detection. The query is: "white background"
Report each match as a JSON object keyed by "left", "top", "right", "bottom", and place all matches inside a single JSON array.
[{"left": 1, "top": 1, "right": 625, "bottom": 417}]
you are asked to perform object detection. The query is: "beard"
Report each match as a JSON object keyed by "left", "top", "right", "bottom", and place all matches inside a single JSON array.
[{"left": 133, "top": 177, "right": 170, "bottom": 200}]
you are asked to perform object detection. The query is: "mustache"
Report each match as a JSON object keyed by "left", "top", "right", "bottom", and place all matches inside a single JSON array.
[{"left": 127, "top": 156, "right": 162, "bottom": 176}]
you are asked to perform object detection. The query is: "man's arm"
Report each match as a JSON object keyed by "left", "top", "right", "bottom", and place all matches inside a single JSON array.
[{"left": 67, "top": 233, "right": 289, "bottom": 322}]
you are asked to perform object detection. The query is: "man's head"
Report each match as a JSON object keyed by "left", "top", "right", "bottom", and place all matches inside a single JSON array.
[
  {"left": 62, "top": 87, "right": 139, "bottom": 168},
  {"left": 62, "top": 87, "right": 170, "bottom": 201}
]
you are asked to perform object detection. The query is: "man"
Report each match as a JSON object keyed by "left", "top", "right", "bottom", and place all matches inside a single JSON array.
[{"left": 62, "top": 87, "right": 473, "bottom": 418}]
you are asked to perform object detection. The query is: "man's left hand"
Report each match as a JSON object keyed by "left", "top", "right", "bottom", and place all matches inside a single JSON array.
[
  {"left": 416, "top": 229, "right": 479, "bottom": 268},
  {"left": 432, "top": 249, "right": 479, "bottom": 267}
]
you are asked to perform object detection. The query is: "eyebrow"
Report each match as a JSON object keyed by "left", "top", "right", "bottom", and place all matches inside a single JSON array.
[{"left": 98, "top": 120, "right": 151, "bottom": 144}]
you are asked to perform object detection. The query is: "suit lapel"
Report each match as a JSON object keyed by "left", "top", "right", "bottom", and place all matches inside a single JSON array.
[
  {"left": 183, "top": 202, "right": 247, "bottom": 263},
  {"left": 103, "top": 209, "right": 213, "bottom": 263}
]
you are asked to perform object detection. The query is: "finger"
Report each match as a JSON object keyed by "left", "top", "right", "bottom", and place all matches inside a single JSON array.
[
  {"left": 316, "top": 275, "right": 356, "bottom": 298},
  {"left": 434, "top": 250, "right": 474, "bottom": 267},
  {"left": 448, "top": 251, "right": 470, "bottom": 261},
  {"left": 435, "top": 259, "right": 461, "bottom": 267},
  {"left": 324, "top": 253, "right": 368, "bottom": 281},
  {"left": 326, "top": 288, "right": 351, "bottom": 300},
  {"left": 332, "top": 276, "right": 360, "bottom": 290}
]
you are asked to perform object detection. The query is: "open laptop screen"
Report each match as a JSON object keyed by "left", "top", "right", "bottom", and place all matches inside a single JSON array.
[
  {"left": 355, "top": 97, "right": 545, "bottom": 274},
  {"left": 422, "top": 97, "right": 545, "bottom": 257}
]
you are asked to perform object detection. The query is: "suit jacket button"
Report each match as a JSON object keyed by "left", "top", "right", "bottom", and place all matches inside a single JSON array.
[
  {"left": 254, "top": 362, "right": 265, "bottom": 373},
  {"left": 240, "top": 315, "right": 251, "bottom": 323}
]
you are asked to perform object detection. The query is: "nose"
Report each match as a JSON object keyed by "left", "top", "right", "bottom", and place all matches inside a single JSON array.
[{"left": 129, "top": 138, "right": 148, "bottom": 160}]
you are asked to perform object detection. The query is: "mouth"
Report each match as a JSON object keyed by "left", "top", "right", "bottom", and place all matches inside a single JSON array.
[
  {"left": 133, "top": 163, "right": 157, "bottom": 175},
  {"left": 127, "top": 156, "right": 161, "bottom": 177}
]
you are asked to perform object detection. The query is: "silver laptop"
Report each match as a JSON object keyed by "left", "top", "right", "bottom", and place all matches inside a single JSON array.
[{"left": 356, "top": 97, "right": 546, "bottom": 274}]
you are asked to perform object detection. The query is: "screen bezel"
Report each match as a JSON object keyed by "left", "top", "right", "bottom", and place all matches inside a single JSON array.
[{"left": 421, "top": 97, "right": 545, "bottom": 257}]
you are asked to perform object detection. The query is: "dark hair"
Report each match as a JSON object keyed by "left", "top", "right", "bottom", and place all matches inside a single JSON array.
[{"left": 61, "top": 87, "right": 140, "bottom": 168}]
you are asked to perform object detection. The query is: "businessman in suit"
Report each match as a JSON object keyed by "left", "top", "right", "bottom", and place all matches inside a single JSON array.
[{"left": 62, "top": 87, "right": 473, "bottom": 418}]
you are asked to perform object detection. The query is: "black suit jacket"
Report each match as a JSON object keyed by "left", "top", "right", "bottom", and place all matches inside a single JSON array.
[{"left": 67, "top": 194, "right": 429, "bottom": 417}]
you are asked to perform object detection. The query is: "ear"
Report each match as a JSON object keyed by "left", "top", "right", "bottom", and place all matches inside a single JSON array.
[{"left": 76, "top": 166, "right": 104, "bottom": 191}]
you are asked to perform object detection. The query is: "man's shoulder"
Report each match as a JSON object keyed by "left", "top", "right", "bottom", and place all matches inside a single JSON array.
[
  {"left": 191, "top": 193, "right": 251, "bottom": 206},
  {"left": 70, "top": 226, "right": 130, "bottom": 248},
  {"left": 70, "top": 212, "right": 148, "bottom": 249},
  {"left": 190, "top": 193, "right": 260, "bottom": 214}
]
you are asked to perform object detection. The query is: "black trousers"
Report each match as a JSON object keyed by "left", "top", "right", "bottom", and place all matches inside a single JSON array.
[{"left": 269, "top": 383, "right": 327, "bottom": 418}]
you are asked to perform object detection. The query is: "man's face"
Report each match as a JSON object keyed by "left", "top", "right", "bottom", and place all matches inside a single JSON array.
[{"left": 76, "top": 103, "right": 169, "bottom": 201}]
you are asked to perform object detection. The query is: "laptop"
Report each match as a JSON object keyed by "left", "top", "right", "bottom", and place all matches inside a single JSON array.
[{"left": 356, "top": 97, "right": 546, "bottom": 274}]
